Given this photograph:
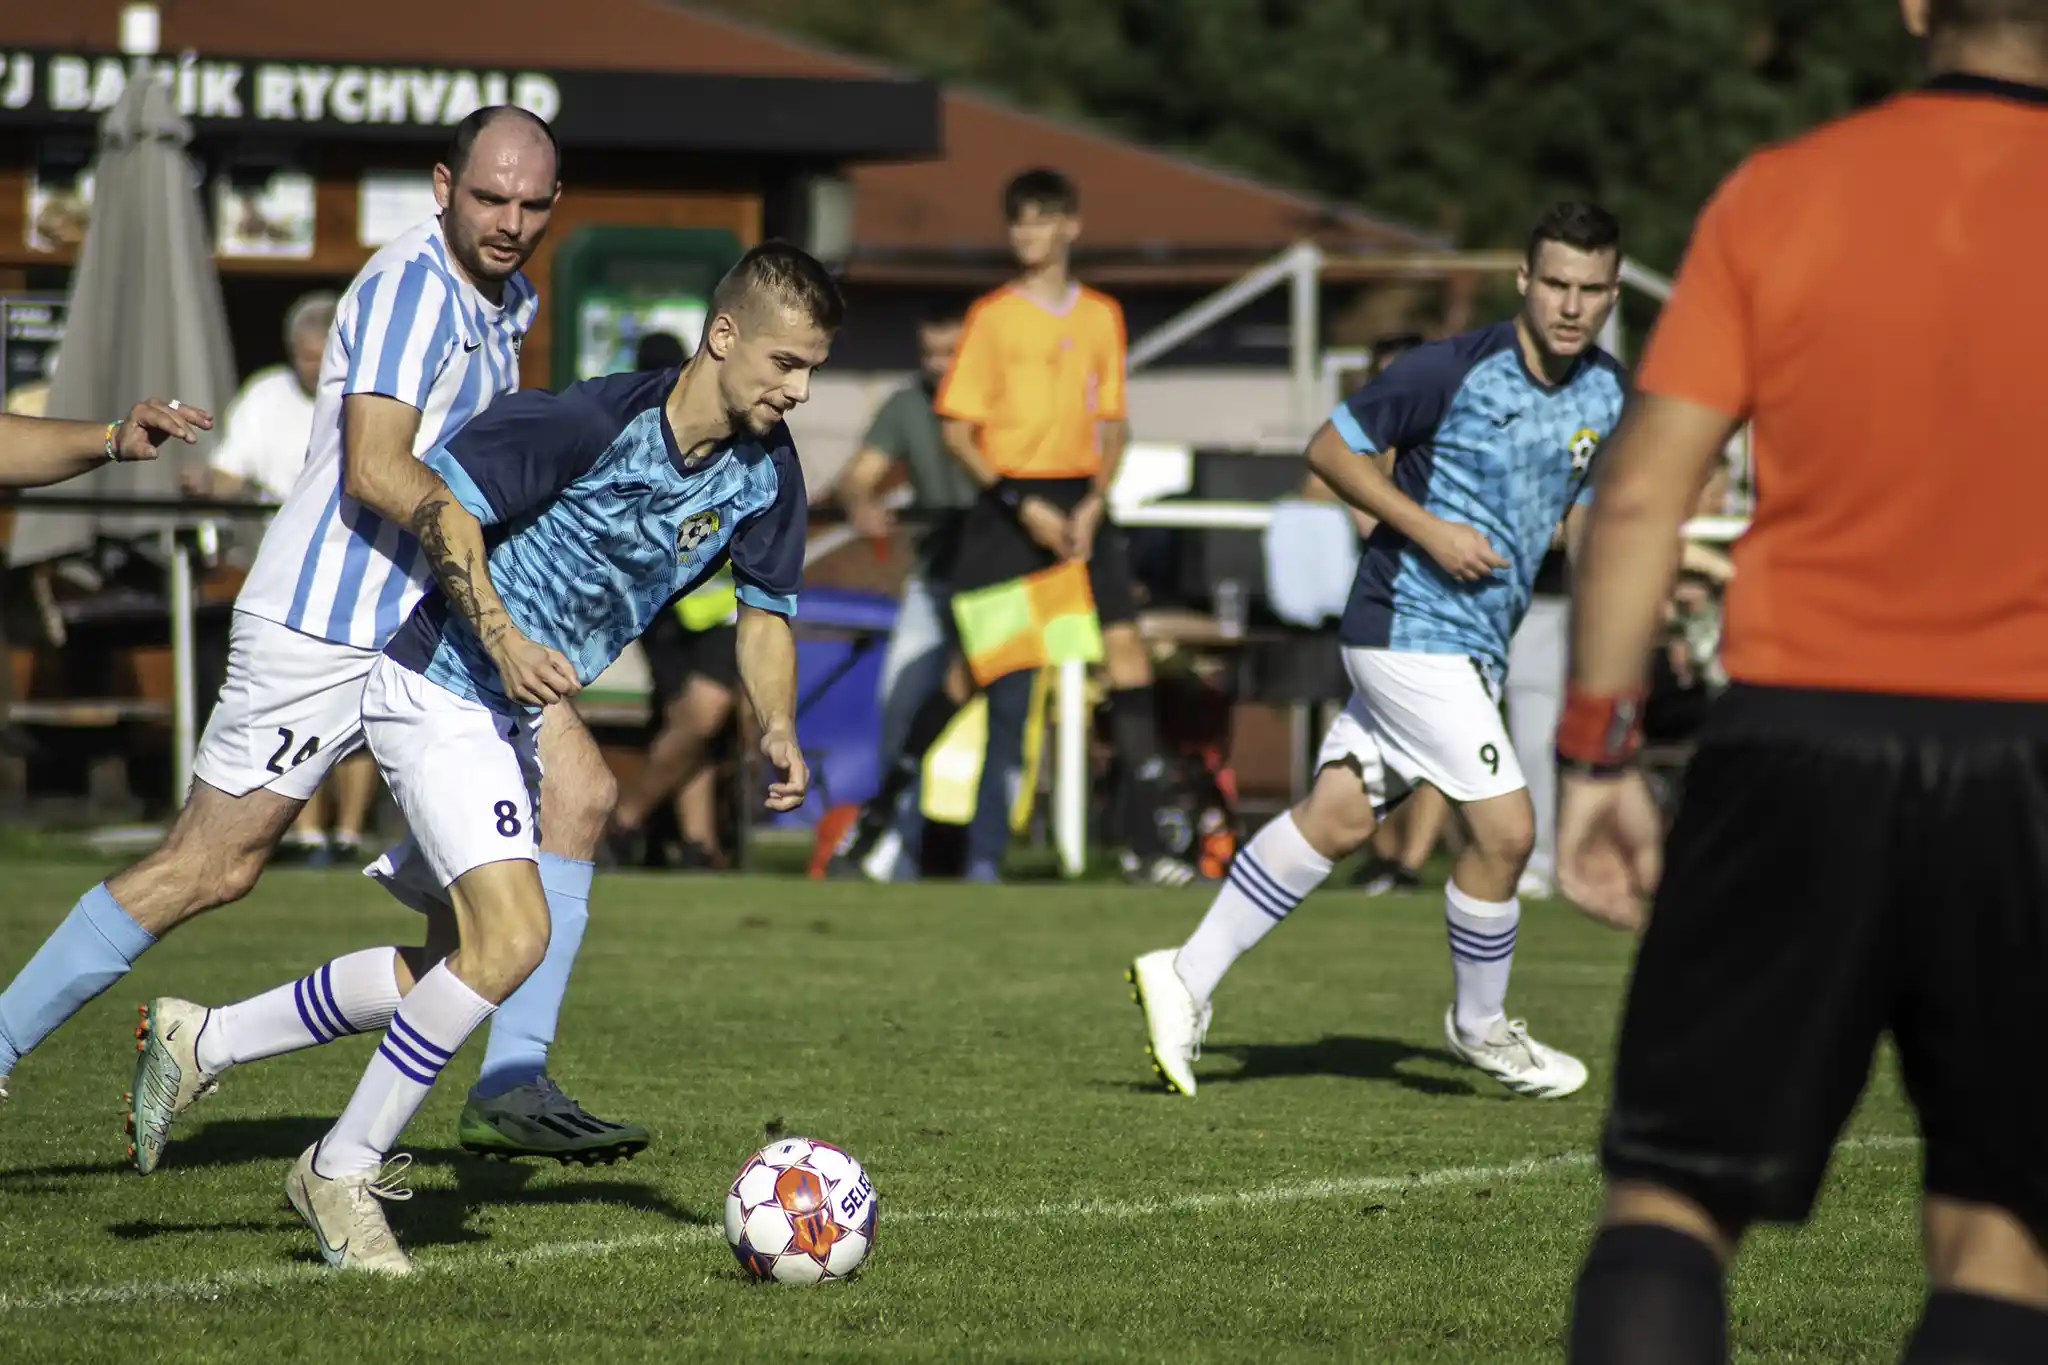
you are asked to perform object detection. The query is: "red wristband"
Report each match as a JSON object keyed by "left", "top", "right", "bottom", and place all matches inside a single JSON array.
[{"left": 1555, "top": 685, "right": 1646, "bottom": 774}]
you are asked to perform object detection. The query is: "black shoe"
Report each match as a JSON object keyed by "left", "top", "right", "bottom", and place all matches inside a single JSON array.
[{"left": 825, "top": 805, "right": 887, "bottom": 880}]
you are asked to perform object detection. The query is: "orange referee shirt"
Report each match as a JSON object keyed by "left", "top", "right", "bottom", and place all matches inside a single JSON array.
[
  {"left": 1639, "top": 74, "right": 2048, "bottom": 701},
  {"left": 935, "top": 284, "right": 1126, "bottom": 480}
]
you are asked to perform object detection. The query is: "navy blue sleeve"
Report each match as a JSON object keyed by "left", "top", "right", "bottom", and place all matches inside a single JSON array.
[
  {"left": 1328, "top": 337, "right": 1476, "bottom": 455},
  {"left": 729, "top": 434, "right": 808, "bottom": 618},
  {"left": 420, "top": 387, "right": 611, "bottom": 527}
]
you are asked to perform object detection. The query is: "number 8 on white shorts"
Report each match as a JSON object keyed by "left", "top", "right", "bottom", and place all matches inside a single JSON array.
[{"left": 361, "top": 655, "right": 545, "bottom": 891}]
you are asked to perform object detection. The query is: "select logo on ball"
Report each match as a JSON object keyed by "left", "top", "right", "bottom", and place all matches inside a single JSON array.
[{"left": 723, "top": 1137, "right": 876, "bottom": 1284}]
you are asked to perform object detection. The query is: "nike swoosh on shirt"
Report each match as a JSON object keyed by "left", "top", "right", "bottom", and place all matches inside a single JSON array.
[
  {"left": 462, "top": 340, "right": 482, "bottom": 353},
  {"left": 613, "top": 481, "right": 652, "bottom": 497}
]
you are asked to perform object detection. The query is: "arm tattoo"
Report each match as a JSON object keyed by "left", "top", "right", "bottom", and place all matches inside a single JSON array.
[{"left": 410, "top": 495, "right": 507, "bottom": 646}]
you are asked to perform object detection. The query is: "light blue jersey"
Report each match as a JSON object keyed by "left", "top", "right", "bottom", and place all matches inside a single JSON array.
[
  {"left": 384, "top": 367, "right": 806, "bottom": 711},
  {"left": 1334, "top": 320, "right": 1625, "bottom": 670}
]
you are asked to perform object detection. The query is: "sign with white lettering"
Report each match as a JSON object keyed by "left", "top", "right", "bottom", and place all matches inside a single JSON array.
[
  {"left": 0, "top": 51, "right": 560, "bottom": 130},
  {"left": 0, "top": 49, "right": 942, "bottom": 157},
  {"left": 0, "top": 295, "right": 67, "bottom": 413}
]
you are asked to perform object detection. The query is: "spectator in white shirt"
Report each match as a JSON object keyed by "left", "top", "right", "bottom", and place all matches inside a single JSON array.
[{"left": 183, "top": 291, "right": 335, "bottom": 502}]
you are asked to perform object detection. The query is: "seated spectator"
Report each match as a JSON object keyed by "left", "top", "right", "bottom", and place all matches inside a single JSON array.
[{"left": 183, "top": 292, "right": 335, "bottom": 502}]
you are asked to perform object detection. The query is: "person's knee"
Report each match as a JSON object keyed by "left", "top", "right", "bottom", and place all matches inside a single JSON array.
[
  {"left": 686, "top": 682, "right": 735, "bottom": 736},
  {"left": 1925, "top": 1195, "right": 2048, "bottom": 1303},
  {"left": 944, "top": 656, "right": 973, "bottom": 703},
  {"left": 1102, "top": 626, "right": 1151, "bottom": 689},
  {"left": 135, "top": 823, "right": 269, "bottom": 922},
  {"left": 1467, "top": 800, "right": 1536, "bottom": 871},
  {"left": 1294, "top": 766, "right": 1378, "bottom": 859},
  {"left": 468, "top": 905, "right": 552, "bottom": 1001},
  {"left": 658, "top": 690, "right": 695, "bottom": 734}
]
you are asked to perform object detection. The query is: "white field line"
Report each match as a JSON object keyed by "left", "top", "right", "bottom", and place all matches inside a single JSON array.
[{"left": 0, "top": 1135, "right": 1921, "bottom": 1312}]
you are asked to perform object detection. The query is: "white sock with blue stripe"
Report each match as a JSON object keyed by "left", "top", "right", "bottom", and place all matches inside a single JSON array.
[
  {"left": 196, "top": 948, "right": 404, "bottom": 1074},
  {"left": 317, "top": 963, "right": 494, "bottom": 1178},
  {"left": 1174, "top": 812, "right": 1332, "bottom": 1009},
  {"left": 1445, "top": 880, "right": 1520, "bottom": 1040}
]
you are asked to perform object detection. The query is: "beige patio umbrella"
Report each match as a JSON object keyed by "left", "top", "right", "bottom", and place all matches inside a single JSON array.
[{"left": 8, "top": 68, "right": 237, "bottom": 565}]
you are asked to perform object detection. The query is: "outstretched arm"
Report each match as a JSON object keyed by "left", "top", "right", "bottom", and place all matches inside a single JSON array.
[{"left": 0, "top": 399, "right": 213, "bottom": 489}]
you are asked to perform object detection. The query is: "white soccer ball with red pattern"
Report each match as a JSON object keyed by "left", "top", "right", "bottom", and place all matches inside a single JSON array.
[{"left": 723, "top": 1137, "right": 877, "bottom": 1284}]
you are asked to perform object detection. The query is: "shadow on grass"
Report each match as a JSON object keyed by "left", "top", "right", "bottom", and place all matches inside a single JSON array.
[
  {"left": 0, "top": 1115, "right": 340, "bottom": 1185},
  {"left": 1204, "top": 1035, "right": 1494, "bottom": 1099},
  {"left": 397, "top": 1153, "right": 709, "bottom": 1251},
  {"left": 0, "top": 1113, "right": 707, "bottom": 1251}
]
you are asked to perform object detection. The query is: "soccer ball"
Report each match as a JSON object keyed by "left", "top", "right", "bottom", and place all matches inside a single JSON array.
[{"left": 723, "top": 1137, "right": 877, "bottom": 1284}]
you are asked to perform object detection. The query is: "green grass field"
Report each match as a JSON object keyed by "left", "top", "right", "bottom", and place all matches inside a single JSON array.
[{"left": 0, "top": 858, "right": 1925, "bottom": 1362}]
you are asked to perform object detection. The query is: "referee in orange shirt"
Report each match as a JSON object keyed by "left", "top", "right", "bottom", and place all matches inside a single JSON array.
[{"left": 1558, "top": 3, "right": 2048, "bottom": 1361}]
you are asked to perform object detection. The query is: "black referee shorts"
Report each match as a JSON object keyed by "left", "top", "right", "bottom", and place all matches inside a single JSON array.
[
  {"left": 1604, "top": 684, "right": 2048, "bottom": 1238},
  {"left": 951, "top": 476, "right": 1138, "bottom": 627}
]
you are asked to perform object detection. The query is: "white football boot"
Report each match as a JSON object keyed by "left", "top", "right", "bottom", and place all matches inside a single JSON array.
[
  {"left": 286, "top": 1145, "right": 415, "bottom": 1275},
  {"left": 1443, "top": 1008, "right": 1589, "bottom": 1099},
  {"left": 1127, "top": 949, "right": 1210, "bottom": 1096},
  {"left": 128, "top": 998, "right": 223, "bottom": 1174}
]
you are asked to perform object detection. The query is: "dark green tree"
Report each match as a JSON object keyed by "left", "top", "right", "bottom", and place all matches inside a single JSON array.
[{"left": 701, "top": 0, "right": 1917, "bottom": 270}]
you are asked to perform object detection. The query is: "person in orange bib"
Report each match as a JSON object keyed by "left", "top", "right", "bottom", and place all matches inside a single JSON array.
[{"left": 829, "top": 168, "right": 1192, "bottom": 886}]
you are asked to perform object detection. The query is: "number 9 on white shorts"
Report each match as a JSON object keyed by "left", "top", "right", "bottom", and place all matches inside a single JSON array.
[
  {"left": 361, "top": 655, "right": 543, "bottom": 890},
  {"left": 1316, "top": 647, "right": 1527, "bottom": 810}
]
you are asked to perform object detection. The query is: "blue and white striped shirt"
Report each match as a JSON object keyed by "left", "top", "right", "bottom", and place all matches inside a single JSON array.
[{"left": 238, "top": 215, "right": 537, "bottom": 648}]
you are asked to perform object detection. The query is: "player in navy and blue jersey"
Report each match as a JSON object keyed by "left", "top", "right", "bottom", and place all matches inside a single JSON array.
[
  {"left": 0, "top": 108, "right": 646, "bottom": 1180},
  {"left": 382, "top": 367, "right": 805, "bottom": 710},
  {"left": 1132, "top": 203, "right": 1627, "bottom": 1103},
  {"left": 204, "top": 242, "right": 838, "bottom": 1273},
  {"left": 1334, "top": 320, "right": 1622, "bottom": 672}
]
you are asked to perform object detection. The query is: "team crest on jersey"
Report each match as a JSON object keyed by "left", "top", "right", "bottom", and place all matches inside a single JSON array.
[
  {"left": 1568, "top": 427, "right": 1601, "bottom": 473},
  {"left": 678, "top": 510, "right": 721, "bottom": 559}
]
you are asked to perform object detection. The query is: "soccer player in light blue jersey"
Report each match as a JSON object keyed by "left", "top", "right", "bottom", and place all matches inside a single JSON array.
[
  {"left": 0, "top": 107, "right": 643, "bottom": 1172},
  {"left": 189, "top": 243, "right": 835, "bottom": 1273},
  {"left": 1131, "top": 203, "right": 1628, "bottom": 1101}
]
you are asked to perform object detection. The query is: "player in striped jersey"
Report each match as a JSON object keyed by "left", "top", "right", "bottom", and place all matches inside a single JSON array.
[{"left": 0, "top": 107, "right": 646, "bottom": 1168}]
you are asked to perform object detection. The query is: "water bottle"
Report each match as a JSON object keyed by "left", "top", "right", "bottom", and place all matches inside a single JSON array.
[{"left": 1214, "top": 578, "right": 1245, "bottom": 640}]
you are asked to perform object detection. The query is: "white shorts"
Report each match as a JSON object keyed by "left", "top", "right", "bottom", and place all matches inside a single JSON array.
[
  {"left": 193, "top": 611, "right": 378, "bottom": 802},
  {"left": 361, "top": 655, "right": 544, "bottom": 890},
  {"left": 1316, "top": 648, "right": 1526, "bottom": 808}
]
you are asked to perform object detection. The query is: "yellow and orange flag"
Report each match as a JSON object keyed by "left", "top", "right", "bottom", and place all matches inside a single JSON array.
[{"left": 949, "top": 559, "right": 1104, "bottom": 689}]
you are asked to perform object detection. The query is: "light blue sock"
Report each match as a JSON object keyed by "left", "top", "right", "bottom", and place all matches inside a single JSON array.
[
  {"left": 471, "top": 853, "right": 591, "bottom": 1100},
  {"left": 0, "top": 883, "right": 156, "bottom": 1074}
]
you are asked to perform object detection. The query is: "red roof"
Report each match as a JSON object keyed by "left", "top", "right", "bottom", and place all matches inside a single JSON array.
[{"left": 6, "top": 0, "right": 1438, "bottom": 262}]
